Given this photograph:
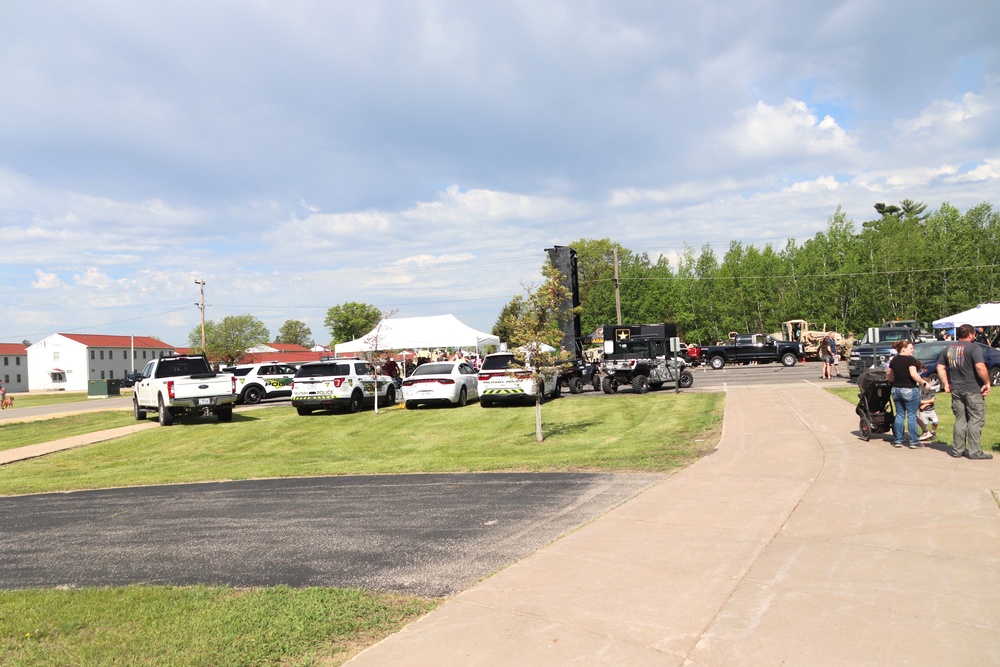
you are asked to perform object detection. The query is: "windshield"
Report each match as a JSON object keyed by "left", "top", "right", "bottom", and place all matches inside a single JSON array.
[
  {"left": 413, "top": 363, "right": 455, "bottom": 376},
  {"left": 295, "top": 363, "right": 350, "bottom": 378},
  {"left": 860, "top": 329, "right": 912, "bottom": 345},
  {"left": 482, "top": 354, "right": 520, "bottom": 371}
]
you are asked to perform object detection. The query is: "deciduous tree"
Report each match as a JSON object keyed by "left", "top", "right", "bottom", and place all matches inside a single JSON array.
[{"left": 324, "top": 302, "right": 382, "bottom": 345}]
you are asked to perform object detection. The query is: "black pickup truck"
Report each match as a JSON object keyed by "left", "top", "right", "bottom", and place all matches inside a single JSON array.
[
  {"left": 848, "top": 327, "right": 920, "bottom": 381},
  {"left": 698, "top": 333, "right": 805, "bottom": 370}
]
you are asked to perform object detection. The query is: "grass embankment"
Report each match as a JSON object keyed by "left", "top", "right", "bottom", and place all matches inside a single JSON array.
[
  {"left": 826, "top": 386, "right": 1000, "bottom": 450},
  {"left": 0, "top": 585, "right": 436, "bottom": 667},
  {"left": 0, "top": 393, "right": 724, "bottom": 666},
  {"left": 2, "top": 392, "right": 103, "bottom": 408},
  {"left": 0, "top": 393, "right": 724, "bottom": 496},
  {"left": 0, "top": 412, "right": 136, "bottom": 453}
]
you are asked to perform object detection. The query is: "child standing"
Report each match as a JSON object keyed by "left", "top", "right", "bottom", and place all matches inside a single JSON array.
[{"left": 917, "top": 383, "right": 938, "bottom": 441}]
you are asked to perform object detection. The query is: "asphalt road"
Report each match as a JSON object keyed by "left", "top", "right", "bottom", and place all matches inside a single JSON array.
[{"left": 0, "top": 473, "right": 663, "bottom": 596}]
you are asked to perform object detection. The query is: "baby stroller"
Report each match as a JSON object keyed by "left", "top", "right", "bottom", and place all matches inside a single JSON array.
[{"left": 856, "top": 368, "right": 894, "bottom": 441}]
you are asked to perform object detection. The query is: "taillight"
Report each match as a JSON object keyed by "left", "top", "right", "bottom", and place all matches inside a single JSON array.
[
  {"left": 333, "top": 378, "right": 345, "bottom": 387},
  {"left": 402, "top": 379, "right": 414, "bottom": 387},
  {"left": 231, "top": 376, "right": 237, "bottom": 394},
  {"left": 167, "top": 380, "right": 175, "bottom": 400},
  {"left": 437, "top": 378, "right": 455, "bottom": 385},
  {"left": 513, "top": 371, "right": 532, "bottom": 379},
  {"left": 478, "top": 373, "right": 490, "bottom": 381}
]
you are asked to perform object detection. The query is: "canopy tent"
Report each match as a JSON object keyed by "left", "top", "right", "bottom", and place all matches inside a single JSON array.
[
  {"left": 932, "top": 303, "right": 1000, "bottom": 329},
  {"left": 333, "top": 315, "right": 500, "bottom": 356}
]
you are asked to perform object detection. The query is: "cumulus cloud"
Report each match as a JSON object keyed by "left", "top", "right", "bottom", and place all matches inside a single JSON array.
[
  {"left": 896, "top": 92, "right": 991, "bottom": 133},
  {"left": 727, "top": 98, "right": 855, "bottom": 158}
]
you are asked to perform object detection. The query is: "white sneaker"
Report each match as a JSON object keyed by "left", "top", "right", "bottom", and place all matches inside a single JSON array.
[{"left": 919, "top": 431, "right": 933, "bottom": 441}]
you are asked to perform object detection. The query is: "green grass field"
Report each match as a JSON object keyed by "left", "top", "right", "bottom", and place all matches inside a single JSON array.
[
  {"left": 0, "top": 412, "right": 136, "bottom": 452},
  {"left": 0, "top": 393, "right": 724, "bottom": 496}
]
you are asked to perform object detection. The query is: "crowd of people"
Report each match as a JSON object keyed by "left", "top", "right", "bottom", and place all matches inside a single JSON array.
[{"left": 886, "top": 323, "right": 992, "bottom": 459}]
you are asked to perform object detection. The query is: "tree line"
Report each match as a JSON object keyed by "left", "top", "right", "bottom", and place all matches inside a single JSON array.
[{"left": 495, "top": 201, "right": 1000, "bottom": 345}]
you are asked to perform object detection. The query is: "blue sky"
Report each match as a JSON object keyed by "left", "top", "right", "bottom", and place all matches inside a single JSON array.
[{"left": 2, "top": 1, "right": 999, "bottom": 347}]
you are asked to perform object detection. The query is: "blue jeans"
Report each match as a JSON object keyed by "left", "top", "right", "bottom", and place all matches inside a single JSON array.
[{"left": 892, "top": 387, "right": 921, "bottom": 445}]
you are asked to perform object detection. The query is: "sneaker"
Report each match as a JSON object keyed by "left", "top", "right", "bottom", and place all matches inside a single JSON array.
[
  {"left": 892, "top": 442, "right": 903, "bottom": 448},
  {"left": 964, "top": 451, "right": 993, "bottom": 460},
  {"left": 949, "top": 449, "right": 964, "bottom": 458},
  {"left": 908, "top": 442, "right": 922, "bottom": 449},
  {"left": 919, "top": 431, "right": 933, "bottom": 441}
]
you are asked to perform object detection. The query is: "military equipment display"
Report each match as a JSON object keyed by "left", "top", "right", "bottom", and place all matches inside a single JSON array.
[{"left": 600, "top": 323, "right": 693, "bottom": 393}]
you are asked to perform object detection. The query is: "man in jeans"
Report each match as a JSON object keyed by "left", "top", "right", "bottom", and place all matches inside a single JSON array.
[{"left": 937, "top": 323, "right": 992, "bottom": 459}]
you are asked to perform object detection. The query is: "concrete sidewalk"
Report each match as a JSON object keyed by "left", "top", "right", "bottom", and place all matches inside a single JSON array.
[
  {"left": 348, "top": 382, "right": 1000, "bottom": 666},
  {"left": 0, "top": 423, "right": 157, "bottom": 465}
]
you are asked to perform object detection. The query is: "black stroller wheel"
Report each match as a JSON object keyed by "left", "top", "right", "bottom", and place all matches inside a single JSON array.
[{"left": 860, "top": 416, "right": 872, "bottom": 441}]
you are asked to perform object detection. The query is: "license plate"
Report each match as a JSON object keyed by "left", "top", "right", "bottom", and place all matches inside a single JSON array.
[{"left": 198, "top": 398, "right": 211, "bottom": 405}]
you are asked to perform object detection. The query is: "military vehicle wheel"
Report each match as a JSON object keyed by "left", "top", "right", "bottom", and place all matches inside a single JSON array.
[
  {"left": 383, "top": 386, "right": 396, "bottom": 406},
  {"left": 781, "top": 352, "right": 798, "bottom": 367},
  {"left": 569, "top": 377, "right": 584, "bottom": 394},
  {"left": 709, "top": 356, "right": 726, "bottom": 370},
  {"left": 602, "top": 376, "right": 617, "bottom": 394},
  {"left": 631, "top": 375, "right": 649, "bottom": 394},
  {"left": 679, "top": 370, "right": 694, "bottom": 388},
  {"left": 592, "top": 376, "right": 602, "bottom": 392},
  {"left": 349, "top": 391, "right": 363, "bottom": 413},
  {"left": 649, "top": 381, "right": 663, "bottom": 390}
]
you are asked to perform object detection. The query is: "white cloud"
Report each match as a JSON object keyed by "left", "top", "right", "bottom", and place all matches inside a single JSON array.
[
  {"left": 896, "top": 92, "right": 991, "bottom": 133},
  {"left": 30, "top": 270, "right": 65, "bottom": 290},
  {"left": 727, "top": 98, "right": 855, "bottom": 158}
]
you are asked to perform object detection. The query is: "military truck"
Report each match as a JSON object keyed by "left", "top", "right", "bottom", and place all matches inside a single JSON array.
[
  {"left": 777, "top": 320, "right": 847, "bottom": 360},
  {"left": 600, "top": 323, "right": 693, "bottom": 393}
]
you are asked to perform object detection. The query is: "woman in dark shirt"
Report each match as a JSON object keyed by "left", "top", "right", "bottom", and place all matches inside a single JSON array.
[{"left": 887, "top": 340, "right": 931, "bottom": 448}]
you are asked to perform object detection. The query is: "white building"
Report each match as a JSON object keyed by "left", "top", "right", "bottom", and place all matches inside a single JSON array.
[
  {"left": 0, "top": 343, "right": 29, "bottom": 393},
  {"left": 27, "top": 334, "right": 175, "bottom": 392}
]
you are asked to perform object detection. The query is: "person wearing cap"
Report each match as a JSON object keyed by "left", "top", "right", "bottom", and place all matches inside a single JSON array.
[{"left": 937, "top": 323, "right": 992, "bottom": 460}]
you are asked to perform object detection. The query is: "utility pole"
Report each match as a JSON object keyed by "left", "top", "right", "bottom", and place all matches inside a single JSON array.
[
  {"left": 194, "top": 279, "right": 206, "bottom": 352},
  {"left": 613, "top": 247, "right": 622, "bottom": 325}
]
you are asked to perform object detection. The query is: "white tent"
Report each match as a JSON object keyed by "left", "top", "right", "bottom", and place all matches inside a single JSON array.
[
  {"left": 933, "top": 303, "right": 1000, "bottom": 329},
  {"left": 334, "top": 314, "right": 500, "bottom": 355}
]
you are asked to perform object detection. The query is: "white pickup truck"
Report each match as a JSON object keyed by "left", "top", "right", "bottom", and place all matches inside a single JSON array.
[{"left": 133, "top": 354, "right": 237, "bottom": 425}]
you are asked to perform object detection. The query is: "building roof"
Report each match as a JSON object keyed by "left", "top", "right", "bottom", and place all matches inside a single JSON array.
[
  {"left": 0, "top": 343, "right": 28, "bottom": 354},
  {"left": 57, "top": 334, "right": 174, "bottom": 349}
]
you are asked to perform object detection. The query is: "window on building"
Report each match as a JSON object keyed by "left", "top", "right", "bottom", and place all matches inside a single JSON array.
[
  {"left": 3, "top": 375, "right": 8, "bottom": 383},
  {"left": 100, "top": 351, "right": 105, "bottom": 360},
  {"left": 100, "top": 370, "right": 105, "bottom": 379},
  {"left": 3, "top": 357, "right": 7, "bottom": 365},
  {"left": 109, "top": 350, "right": 114, "bottom": 360},
  {"left": 143, "top": 351, "right": 147, "bottom": 359},
  {"left": 91, "top": 350, "right": 95, "bottom": 360},
  {"left": 109, "top": 370, "right": 114, "bottom": 379},
  {"left": 15, "top": 357, "right": 20, "bottom": 365},
  {"left": 53, "top": 352, "right": 60, "bottom": 362},
  {"left": 16, "top": 374, "right": 21, "bottom": 383}
]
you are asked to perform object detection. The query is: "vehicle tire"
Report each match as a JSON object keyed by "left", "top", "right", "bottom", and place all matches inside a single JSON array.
[
  {"left": 602, "top": 376, "right": 617, "bottom": 394},
  {"left": 860, "top": 416, "right": 872, "bottom": 442},
  {"left": 991, "top": 367, "right": 1000, "bottom": 387},
  {"left": 405, "top": 400, "right": 418, "bottom": 410},
  {"left": 480, "top": 397, "right": 493, "bottom": 408},
  {"left": 133, "top": 398, "right": 147, "bottom": 421},
  {"left": 926, "top": 372, "right": 941, "bottom": 392},
  {"left": 457, "top": 386, "right": 468, "bottom": 407},
  {"left": 217, "top": 407, "right": 233, "bottom": 423},
  {"left": 781, "top": 353, "right": 797, "bottom": 367},
  {"left": 296, "top": 406, "right": 313, "bottom": 416},
  {"left": 242, "top": 385, "right": 263, "bottom": 404},
  {"left": 592, "top": 375, "right": 602, "bottom": 392},
  {"left": 631, "top": 374, "right": 649, "bottom": 394},
  {"left": 384, "top": 386, "right": 396, "bottom": 407},
  {"left": 157, "top": 396, "right": 173, "bottom": 426},
  {"left": 569, "top": 377, "right": 584, "bottom": 394},
  {"left": 709, "top": 356, "right": 726, "bottom": 370},
  {"left": 550, "top": 379, "right": 561, "bottom": 399},
  {"left": 679, "top": 370, "right": 694, "bottom": 388},
  {"left": 649, "top": 381, "right": 663, "bottom": 390},
  {"left": 349, "top": 391, "right": 363, "bottom": 413}
]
